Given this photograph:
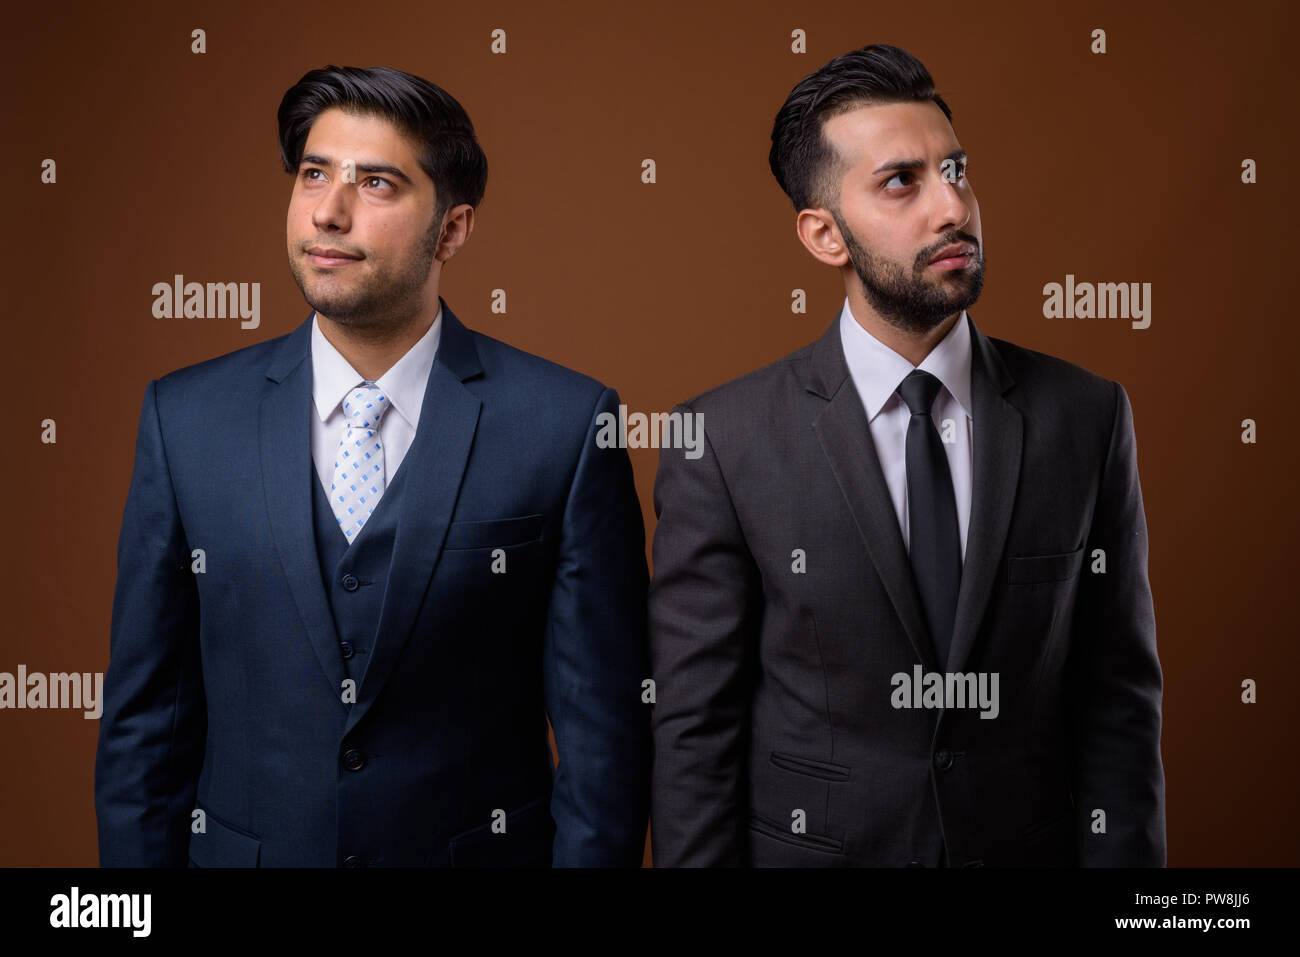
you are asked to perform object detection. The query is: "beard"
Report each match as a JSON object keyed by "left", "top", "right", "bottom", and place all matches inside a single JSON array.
[
  {"left": 831, "top": 208, "right": 984, "bottom": 336},
  {"left": 288, "top": 222, "right": 440, "bottom": 337}
]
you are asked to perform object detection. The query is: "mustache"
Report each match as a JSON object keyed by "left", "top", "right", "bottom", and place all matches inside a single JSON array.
[{"left": 923, "top": 235, "right": 979, "bottom": 263}]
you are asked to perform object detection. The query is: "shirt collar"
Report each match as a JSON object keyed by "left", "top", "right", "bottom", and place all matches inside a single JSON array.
[
  {"left": 310, "top": 305, "right": 442, "bottom": 431},
  {"left": 838, "top": 297, "right": 973, "bottom": 423}
]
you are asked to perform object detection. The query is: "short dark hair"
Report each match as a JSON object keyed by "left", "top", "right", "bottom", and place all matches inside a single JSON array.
[
  {"left": 277, "top": 65, "right": 488, "bottom": 225},
  {"left": 769, "top": 44, "right": 953, "bottom": 213}
]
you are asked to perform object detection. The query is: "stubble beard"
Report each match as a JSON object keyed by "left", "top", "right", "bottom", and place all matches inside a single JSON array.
[{"left": 289, "top": 223, "right": 441, "bottom": 340}]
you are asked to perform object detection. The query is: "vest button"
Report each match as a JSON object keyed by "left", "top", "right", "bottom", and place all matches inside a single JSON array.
[
  {"left": 343, "top": 855, "right": 362, "bottom": 868},
  {"left": 933, "top": 748, "right": 954, "bottom": 770},
  {"left": 342, "top": 748, "right": 365, "bottom": 771},
  {"left": 342, "top": 574, "right": 359, "bottom": 591},
  {"left": 339, "top": 641, "right": 354, "bottom": 659},
  {"left": 907, "top": 859, "right": 926, "bottom": 867}
]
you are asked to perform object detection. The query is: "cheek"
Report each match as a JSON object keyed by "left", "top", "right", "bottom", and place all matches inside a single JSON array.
[{"left": 286, "top": 191, "right": 314, "bottom": 225}]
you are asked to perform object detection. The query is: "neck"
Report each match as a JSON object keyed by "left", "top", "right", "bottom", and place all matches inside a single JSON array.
[
  {"left": 317, "top": 303, "right": 439, "bottom": 381},
  {"left": 845, "top": 286, "right": 959, "bottom": 367}
]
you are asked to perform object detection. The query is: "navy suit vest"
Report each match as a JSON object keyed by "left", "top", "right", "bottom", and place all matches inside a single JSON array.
[{"left": 310, "top": 460, "right": 410, "bottom": 686}]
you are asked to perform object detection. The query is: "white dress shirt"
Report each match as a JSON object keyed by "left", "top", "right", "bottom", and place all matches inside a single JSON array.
[
  {"left": 838, "top": 298, "right": 973, "bottom": 564},
  {"left": 310, "top": 307, "right": 442, "bottom": 499}
]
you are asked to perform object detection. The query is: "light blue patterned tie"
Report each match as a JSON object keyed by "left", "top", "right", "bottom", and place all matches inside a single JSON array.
[{"left": 330, "top": 383, "right": 391, "bottom": 542}]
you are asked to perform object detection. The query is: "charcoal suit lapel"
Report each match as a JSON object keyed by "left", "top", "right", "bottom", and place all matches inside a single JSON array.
[
  {"left": 945, "top": 312, "right": 1021, "bottom": 676},
  {"left": 808, "top": 310, "right": 1021, "bottom": 674},
  {"left": 809, "top": 314, "right": 938, "bottom": 671}
]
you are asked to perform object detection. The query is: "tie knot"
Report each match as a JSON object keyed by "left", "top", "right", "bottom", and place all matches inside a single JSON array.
[
  {"left": 342, "top": 383, "right": 389, "bottom": 429},
  {"left": 896, "top": 369, "right": 943, "bottom": 415}
]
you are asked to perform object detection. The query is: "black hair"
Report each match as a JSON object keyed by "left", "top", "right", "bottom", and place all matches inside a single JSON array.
[
  {"left": 277, "top": 65, "right": 487, "bottom": 225},
  {"left": 769, "top": 44, "right": 952, "bottom": 212}
]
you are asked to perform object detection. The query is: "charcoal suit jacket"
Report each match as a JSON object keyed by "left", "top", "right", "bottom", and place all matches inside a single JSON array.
[
  {"left": 648, "top": 309, "right": 1165, "bottom": 867},
  {"left": 95, "top": 298, "right": 650, "bottom": 867}
]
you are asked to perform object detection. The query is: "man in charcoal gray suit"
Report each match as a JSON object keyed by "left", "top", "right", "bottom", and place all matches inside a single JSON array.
[{"left": 648, "top": 44, "right": 1165, "bottom": 867}]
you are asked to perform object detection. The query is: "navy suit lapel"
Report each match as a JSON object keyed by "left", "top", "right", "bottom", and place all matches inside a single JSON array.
[
  {"left": 343, "top": 299, "right": 483, "bottom": 738},
  {"left": 260, "top": 313, "right": 346, "bottom": 695}
]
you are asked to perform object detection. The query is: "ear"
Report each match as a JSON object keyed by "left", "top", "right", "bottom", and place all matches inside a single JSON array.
[
  {"left": 796, "top": 207, "right": 850, "bottom": 268},
  {"left": 435, "top": 204, "right": 475, "bottom": 262}
]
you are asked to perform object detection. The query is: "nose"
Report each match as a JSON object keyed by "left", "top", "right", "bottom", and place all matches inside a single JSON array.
[
  {"left": 934, "top": 174, "right": 972, "bottom": 235},
  {"left": 310, "top": 178, "right": 352, "bottom": 232}
]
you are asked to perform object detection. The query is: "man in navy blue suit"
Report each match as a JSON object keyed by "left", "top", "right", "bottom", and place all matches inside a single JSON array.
[{"left": 94, "top": 65, "right": 651, "bottom": 867}]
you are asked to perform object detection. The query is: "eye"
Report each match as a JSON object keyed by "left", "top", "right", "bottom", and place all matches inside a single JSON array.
[
  {"left": 363, "top": 176, "right": 394, "bottom": 192},
  {"left": 884, "top": 163, "right": 968, "bottom": 191},
  {"left": 301, "top": 167, "right": 324, "bottom": 182}
]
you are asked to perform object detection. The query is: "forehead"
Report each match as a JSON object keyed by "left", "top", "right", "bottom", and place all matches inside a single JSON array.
[
  {"left": 302, "top": 107, "right": 421, "bottom": 165},
  {"left": 821, "top": 100, "right": 959, "bottom": 171}
]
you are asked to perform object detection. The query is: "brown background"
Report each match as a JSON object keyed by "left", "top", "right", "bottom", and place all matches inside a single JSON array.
[{"left": 1, "top": 0, "right": 1296, "bottom": 866}]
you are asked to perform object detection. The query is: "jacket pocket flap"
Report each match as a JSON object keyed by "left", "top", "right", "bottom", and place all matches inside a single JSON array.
[
  {"left": 748, "top": 811, "right": 844, "bottom": 853},
  {"left": 1007, "top": 546, "right": 1085, "bottom": 585},
  {"left": 770, "top": 750, "right": 851, "bottom": 782},
  {"left": 448, "top": 795, "right": 554, "bottom": 867},
  {"left": 188, "top": 810, "right": 261, "bottom": 867},
  {"left": 444, "top": 514, "right": 544, "bottom": 551},
  {"left": 1023, "top": 809, "right": 1073, "bottom": 840}
]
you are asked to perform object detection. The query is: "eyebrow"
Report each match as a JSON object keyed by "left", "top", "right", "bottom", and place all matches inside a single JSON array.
[
  {"left": 299, "top": 152, "right": 414, "bottom": 186},
  {"left": 872, "top": 149, "right": 967, "bottom": 176}
]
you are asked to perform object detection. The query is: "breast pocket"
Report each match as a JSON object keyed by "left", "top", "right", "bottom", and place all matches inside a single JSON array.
[
  {"left": 443, "top": 514, "right": 544, "bottom": 551},
  {"left": 1007, "top": 545, "right": 1085, "bottom": 585}
]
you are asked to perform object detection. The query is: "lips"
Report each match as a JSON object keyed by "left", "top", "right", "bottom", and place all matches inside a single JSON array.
[
  {"left": 306, "top": 247, "right": 362, "bottom": 260},
  {"left": 930, "top": 243, "right": 975, "bottom": 264}
]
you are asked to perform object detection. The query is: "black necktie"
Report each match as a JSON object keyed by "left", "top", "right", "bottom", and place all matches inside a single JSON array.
[{"left": 896, "top": 369, "right": 961, "bottom": 667}]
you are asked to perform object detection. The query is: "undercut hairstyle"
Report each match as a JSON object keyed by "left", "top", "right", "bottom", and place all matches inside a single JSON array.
[
  {"left": 769, "top": 44, "right": 953, "bottom": 213},
  {"left": 277, "top": 65, "right": 488, "bottom": 226}
]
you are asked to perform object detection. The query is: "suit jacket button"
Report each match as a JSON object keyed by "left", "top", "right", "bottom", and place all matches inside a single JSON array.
[
  {"left": 907, "top": 860, "right": 926, "bottom": 867},
  {"left": 933, "top": 748, "right": 954, "bottom": 770},
  {"left": 339, "top": 641, "right": 354, "bottom": 659},
  {"left": 342, "top": 574, "right": 359, "bottom": 591},
  {"left": 343, "top": 748, "right": 365, "bottom": 771},
  {"left": 963, "top": 859, "right": 984, "bottom": 867},
  {"left": 343, "top": 855, "right": 362, "bottom": 868}
]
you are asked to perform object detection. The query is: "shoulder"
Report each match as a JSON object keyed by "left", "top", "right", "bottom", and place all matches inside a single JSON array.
[
  {"left": 665, "top": 341, "right": 819, "bottom": 461},
  {"left": 462, "top": 324, "right": 615, "bottom": 430},
  {"left": 159, "top": 327, "right": 293, "bottom": 387},
  {"left": 144, "top": 324, "right": 302, "bottom": 424},
  {"left": 984, "top": 333, "right": 1124, "bottom": 423},
  {"left": 456, "top": 323, "right": 626, "bottom": 469},
  {"left": 676, "top": 339, "right": 817, "bottom": 418},
  {"left": 468, "top": 325, "right": 609, "bottom": 400}
]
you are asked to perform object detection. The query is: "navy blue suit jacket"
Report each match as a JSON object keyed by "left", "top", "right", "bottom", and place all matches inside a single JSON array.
[{"left": 95, "top": 298, "right": 651, "bottom": 867}]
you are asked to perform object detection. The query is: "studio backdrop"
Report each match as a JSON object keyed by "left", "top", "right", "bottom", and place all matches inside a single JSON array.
[{"left": 1, "top": 0, "right": 1295, "bottom": 866}]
